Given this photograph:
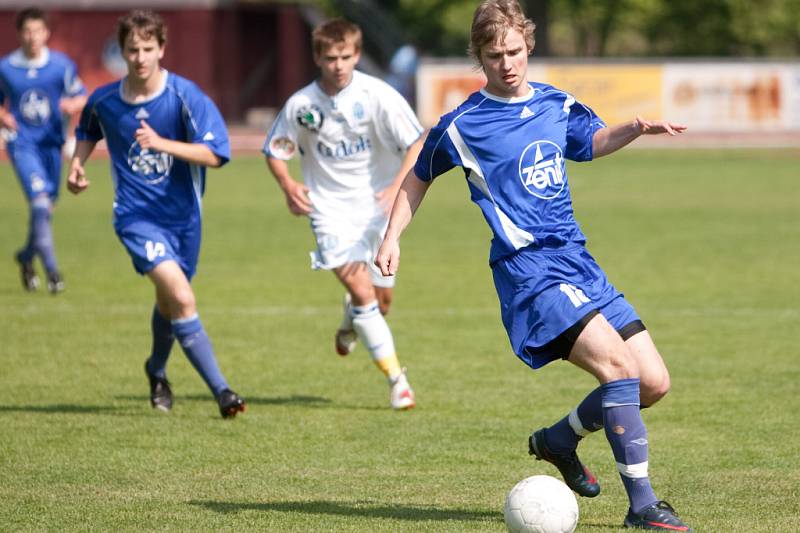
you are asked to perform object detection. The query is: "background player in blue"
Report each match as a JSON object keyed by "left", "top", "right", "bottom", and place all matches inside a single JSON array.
[
  {"left": 377, "top": 1, "right": 691, "bottom": 530},
  {"left": 0, "top": 7, "right": 86, "bottom": 293},
  {"left": 66, "top": 10, "right": 246, "bottom": 419}
]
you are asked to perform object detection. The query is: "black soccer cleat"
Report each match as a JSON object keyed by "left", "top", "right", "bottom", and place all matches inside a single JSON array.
[
  {"left": 529, "top": 428, "right": 601, "bottom": 497},
  {"left": 47, "top": 270, "right": 65, "bottom": 294},
  {"left": 145, "top": 360, "right": 173, "bottom": 412},
  {"left": 624, "top": 500, "right": 692, "bottom": 531},
  {"left": 15, "top": 253, "right": 40, "bottom": 291},
  {"left": 217, "top": 389, "right": 246, "bottom": 419}
]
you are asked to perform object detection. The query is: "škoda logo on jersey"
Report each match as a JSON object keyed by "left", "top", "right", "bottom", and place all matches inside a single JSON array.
[
  {"left": 296, "top": 104, "right": 324, "bottom": 132},
  {"left": 518, "top": 140, "right": 566, "bottom": 200}
]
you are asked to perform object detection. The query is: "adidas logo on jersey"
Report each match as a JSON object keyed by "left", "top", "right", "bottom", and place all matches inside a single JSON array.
[
  {"left": 520, "top": 106, "right": 534, "bottom": 119},
  {"left": 135, "top": 108, "right": 150, "bottom": 120}
]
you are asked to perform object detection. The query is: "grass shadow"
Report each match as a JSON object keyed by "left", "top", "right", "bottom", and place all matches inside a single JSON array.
[
  {"left": 115, "top": 394, "right": 333, "bottom": 407},
  {"left": 0, "top": 403, "right": 122, "bottom": 414},
  {"left": 189, "top": 499, "right": 500, "bottom": 523}
]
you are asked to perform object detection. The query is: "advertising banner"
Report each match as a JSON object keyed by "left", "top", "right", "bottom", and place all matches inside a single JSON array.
[{"left": 417, "top": 60, "right": 800, "bottom": 133}]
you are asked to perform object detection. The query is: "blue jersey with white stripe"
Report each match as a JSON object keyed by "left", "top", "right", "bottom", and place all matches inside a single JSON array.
[
  {"left": 76, "top": 71, "right": 230, "bottom": 228},
  {"left": 0, "top": 48, "right": 84, "bottom": 147},
  {"left": 415, "top": 82, "right": 605, "bottom": 263}
]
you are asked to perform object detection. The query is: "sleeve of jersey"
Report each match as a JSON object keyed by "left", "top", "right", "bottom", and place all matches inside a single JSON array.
[
  {"left": 63, "top": 59, "right": 86, "bottom": 97},
  {"left": 564, "top": 100, "right": 606, "bottom": 162},
  {"left": 377, "top": 88, "right": 424, "bottom": 151},
  {"left": 184, "top": 90, "right": 231, "bottom": 166},
  {"left": 412, "top": 118, "right": 461, "bottom": 182},
  {"left": 262, "top": 104, "right": 299, "bottom": 160},
  {"left": 75, "top": 94, "right": 103, "bottom": 142}
]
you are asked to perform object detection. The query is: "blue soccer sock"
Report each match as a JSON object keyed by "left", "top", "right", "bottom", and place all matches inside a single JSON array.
[
  {"left": 543, "top": 387, "right": 603, "bottom": 454},
  {"left": 146, "top": 307, "right": 174, "bottom": 379},
  {"left": 601, "top": 378, "right": 658, "bottom": 514},
  {"left": 31, "top": 197, "right": 58, "bottom": 274},
  {"left": 171, "top": 314, "right": 228, "bottom": 397},
  {"left": 17, "top": 218, "right": 36, "bottom": 264}
]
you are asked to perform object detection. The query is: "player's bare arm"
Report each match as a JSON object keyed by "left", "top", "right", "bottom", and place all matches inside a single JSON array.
[
  {"left": 266, "top": 156, "right": 312, "bottom": 216},
  {"left": 376, "top": 171, "right": 431, "bottom": 276},
  {"left": 0, "top": 106, "right": 17, "bottom": 131},
  {"left": 135, "top": 120, "right": 221, "bottom": 167},
  {"left": 66, "top": 139, "right": 97, "bottom": 194},
  {"left": 59, "top": 95, "right": 87, "bottom": 116},
  {"left": 593, "top": 116, "right": 687, "bottom": 158},
  {"left": 593, "top": 116, "right": 688, "bottom": 158},
  {"left": 376, "top": 137, "right": 425, "bottom": 215}
]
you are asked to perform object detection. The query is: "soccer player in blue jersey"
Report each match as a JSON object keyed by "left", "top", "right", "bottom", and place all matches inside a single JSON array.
[
  {"left": 377, "top": 1, "right": 691, "bottom": 530},
  {"left": 66, "top": 10, "right": 246, "bottom": 419},
  {"left": 1, "top": 7, "right": 86, "bottom": 293}
]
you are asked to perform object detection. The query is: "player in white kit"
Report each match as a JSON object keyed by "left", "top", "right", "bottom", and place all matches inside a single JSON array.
[{"left": 264, "top": 18, "right": 424, "bottom": 410}]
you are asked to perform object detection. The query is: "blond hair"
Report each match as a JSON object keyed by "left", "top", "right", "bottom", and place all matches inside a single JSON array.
[
  {"left": 468, "top": 0, "right": 536, "bottom": 64},
  {"left": 311, "top": 18, "right": 362, "bottom": 58}
]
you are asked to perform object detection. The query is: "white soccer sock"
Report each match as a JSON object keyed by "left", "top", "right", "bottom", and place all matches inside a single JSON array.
[{"left": 351, "top": 300, "right": 396, "bottom": 361}]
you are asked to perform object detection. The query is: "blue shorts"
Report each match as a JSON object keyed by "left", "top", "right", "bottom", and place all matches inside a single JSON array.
[
  {"left": 116, "top": 220, "right": 202, "bottom": 280},
  {"left": 8, "top": 141, "right": 62, "bottom": 202},
  {"left": 491, "top": 245, "right": 640, "bottom": 370}
]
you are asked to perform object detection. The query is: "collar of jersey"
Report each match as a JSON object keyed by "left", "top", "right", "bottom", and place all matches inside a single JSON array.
[
  {"left": 119, "top": 69, "right": 169, "bottom": 105},
  {"left": 479, "top": 85, "right": 536, "bottom": 104},
  {"left": 9, "top": 47, "right": 50, "bottom": 69}
]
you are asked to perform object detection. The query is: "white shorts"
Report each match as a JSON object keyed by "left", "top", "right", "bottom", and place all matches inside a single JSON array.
[{"left": 308, "top": 210, "right": 396, "bottom": 288}]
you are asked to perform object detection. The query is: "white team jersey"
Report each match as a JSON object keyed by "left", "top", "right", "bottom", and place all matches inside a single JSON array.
[{"left": 263, "top": 70, "right": 423, "bottom": 217}]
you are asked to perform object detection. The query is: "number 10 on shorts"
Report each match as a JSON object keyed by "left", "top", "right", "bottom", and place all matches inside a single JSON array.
[{"left": 560, "top": 283, "right": 590, "bottom": 307}]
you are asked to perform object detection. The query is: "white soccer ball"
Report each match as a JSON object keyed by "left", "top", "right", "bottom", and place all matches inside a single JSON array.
[{"left": 504, "top": 475, "right": 579, "bottom": 533}]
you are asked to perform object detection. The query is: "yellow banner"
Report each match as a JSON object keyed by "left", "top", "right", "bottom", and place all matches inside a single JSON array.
[{"left": 544, "top": 65, "right": 663, "bottom": 125}]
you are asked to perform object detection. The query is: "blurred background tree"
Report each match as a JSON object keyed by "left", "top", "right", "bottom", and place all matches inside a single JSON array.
[{"left": 319, "top": 0, "right": 800, "bottom": 58}]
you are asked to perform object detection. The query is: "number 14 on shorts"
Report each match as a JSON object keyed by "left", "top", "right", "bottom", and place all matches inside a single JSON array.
[{"left": 145, "top": 240, "right": 166, "bottom": 262}]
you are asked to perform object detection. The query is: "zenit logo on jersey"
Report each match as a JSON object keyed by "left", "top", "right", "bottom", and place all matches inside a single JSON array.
[
  {"left": 297, "top": 104, "right": 324, "bottom": 132},
  {"left": 518, "top": 140, "right": 566, "bottom": 200},
  {"left": 353, "top": 101, "right": 365, "bottom": 120},
  {"left": 20, "top": 89, "right": 50, "bottom": 125},
  {"left": 127, "top": 143, "right": 173, "bottom": 185}
]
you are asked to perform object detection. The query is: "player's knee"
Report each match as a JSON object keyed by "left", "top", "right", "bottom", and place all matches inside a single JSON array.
[
  {"left": 640, "top": 372, "right": 671, "bottom": 406},
  {"left": 349, "top": 286, "right": 376, "bottom": 307},
  {"left": 605, "top": 351, "right": 639, "bottom": 380},
  {"left": 170, "top": 286, "right": 196, "bottom": 317}
]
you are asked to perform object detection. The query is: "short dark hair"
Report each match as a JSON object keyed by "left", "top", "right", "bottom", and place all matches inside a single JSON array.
[
  {"left": 311, "top": 18, "right": 362, "bottom": 58},
  {"left": 16, "top": 7, "right": 47, "bottom": 31},
  {"left": 117, "top": 9, "right": 167, "bottom": 49}
]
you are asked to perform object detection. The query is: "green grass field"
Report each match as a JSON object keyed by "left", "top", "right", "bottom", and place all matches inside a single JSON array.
[{"left": 1, "top": 149, "right": 798, "bottom": 531}]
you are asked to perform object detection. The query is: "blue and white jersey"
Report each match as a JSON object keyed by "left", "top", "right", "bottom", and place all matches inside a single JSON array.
[
  {"left": 0, "top": 47, "right": 85, "bottom": 147},
  {"left": 415, "top": 82, "right": 606, "bottom": 263},
  {"left": 76, "top": 71, "right": 230, "bottom": 228}
]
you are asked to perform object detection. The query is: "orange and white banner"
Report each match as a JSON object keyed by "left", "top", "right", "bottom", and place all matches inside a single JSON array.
[{"left": 417, "top": 60, "right": 800, "bottom": 132}]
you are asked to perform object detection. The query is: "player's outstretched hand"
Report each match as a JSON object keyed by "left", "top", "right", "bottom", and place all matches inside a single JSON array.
[
  {"left": 67, "top": 160, "right": 90, "bottom": 194},
  {"left": 375, "top": 238, "right": 400, "bottom": 276},
  {"left": 282, "top": 179, "right": 313, "bottom": 216},
  {"left": 635, "top": 116, "right": 687, "bottom": 136},
  {"left": 135, "top": 120, "right": 165, "bottom": 151}
]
